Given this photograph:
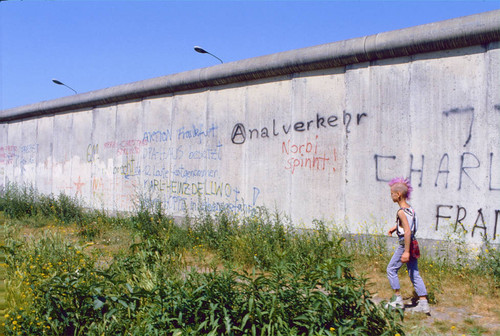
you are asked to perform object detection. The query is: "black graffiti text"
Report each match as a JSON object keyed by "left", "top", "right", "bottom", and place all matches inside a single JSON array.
[
  {"left": 231, "top": 111, "right": 368, "bottom": 144},
  {"left": 374, "top": 152, "right": 500, "bottom": 191},
  {"left": 435, "top": 205, "right": 499, "bottom": 240}
]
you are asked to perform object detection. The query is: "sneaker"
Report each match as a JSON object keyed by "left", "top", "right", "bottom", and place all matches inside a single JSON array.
[
  {"left": 385, "top": 295, "right": 404, "bottom": 309},
  {"left": 411, "top": 299, "right": 430, "bottom": 314}
]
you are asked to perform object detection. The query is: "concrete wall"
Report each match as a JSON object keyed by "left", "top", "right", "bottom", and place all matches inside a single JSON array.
[{"left": 1, "top": 10, "right": 500, "bottom": 243}]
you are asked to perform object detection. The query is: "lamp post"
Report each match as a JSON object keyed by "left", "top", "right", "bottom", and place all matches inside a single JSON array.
[
  {"left": 52, "top": 79, "right": 77, "bottom": 94},
  {"left": 194, "top": 46, "right": 223, "bottom": 64}
]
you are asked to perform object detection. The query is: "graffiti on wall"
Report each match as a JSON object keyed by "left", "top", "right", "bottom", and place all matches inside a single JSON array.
[
  {"left": 369, "top": 103, "right": 500, "bottom": 240},
  {"left": 281, "top": 135, "right": 338, "bottom": 174},
  {"left": 0, "top": 144, "right": 39, "bottom": 166},
  {"left": 78, "top": 122, "right": 261, "bottom": 215},
  {"left": 0, "top": 146, "right": 18, "bottom": 165},
  {"left": 373, "top": 138, "right": 499, "bottom": 239},
  {"left": 228, "top": 103, "right": 499, "bottom": 240},
  {"left": 231, "top": 111, "right": 368, "bottom": 144}
]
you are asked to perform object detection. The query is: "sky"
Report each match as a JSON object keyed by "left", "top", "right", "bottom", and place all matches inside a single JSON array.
[{"left": 1, "top": 0, "right": 499, "bottom": 110}]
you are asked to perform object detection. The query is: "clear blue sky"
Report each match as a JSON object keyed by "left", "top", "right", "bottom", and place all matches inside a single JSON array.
[{"left": 1, "top": 0, "right": 499, "bottom": 110}]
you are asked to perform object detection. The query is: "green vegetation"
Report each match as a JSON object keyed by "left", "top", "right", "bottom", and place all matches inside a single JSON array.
[{"left": 0, "top": 183, "right": 498, "bottom": 335}]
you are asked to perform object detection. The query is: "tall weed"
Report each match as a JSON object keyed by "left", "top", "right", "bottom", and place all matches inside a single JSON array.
[{"left": 0, "top": 183, "right": 84, "bottom": 225}]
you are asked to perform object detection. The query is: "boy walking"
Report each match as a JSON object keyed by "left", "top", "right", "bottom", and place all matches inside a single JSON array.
[{"left": 386, "top": 177, "right": 430, "bottom": 314}]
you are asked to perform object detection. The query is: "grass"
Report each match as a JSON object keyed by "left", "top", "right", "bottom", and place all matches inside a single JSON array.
[
  {"left": 0, "top": 184, "right": 498, "bottom": 335},
  {"left": 0, "top": 212, "right": 7, "bottom": 318}
]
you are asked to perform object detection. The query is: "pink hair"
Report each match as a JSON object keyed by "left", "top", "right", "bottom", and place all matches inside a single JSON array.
[{"left": 388, "top": 177, "right": 413, "bottom": 200}]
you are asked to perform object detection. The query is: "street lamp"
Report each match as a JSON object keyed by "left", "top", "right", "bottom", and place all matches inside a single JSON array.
[
  {"left": 52, "top": 79, "right": 77, "bottom": 94},
  {"left": 194, "top": 46, "right": 223, "bottom": 64}
]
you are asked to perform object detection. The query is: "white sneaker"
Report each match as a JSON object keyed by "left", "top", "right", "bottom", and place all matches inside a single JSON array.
[
  {"left": 411, "top": 299, "right": 430, "bottom": 314},
  {"left": 385, "top": 295, "right": 404, "bottom": 309}
]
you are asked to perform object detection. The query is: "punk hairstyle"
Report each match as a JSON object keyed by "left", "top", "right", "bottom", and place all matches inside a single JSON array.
[{"left": 388, "top": 177, "right": 413, "bottom": 200}]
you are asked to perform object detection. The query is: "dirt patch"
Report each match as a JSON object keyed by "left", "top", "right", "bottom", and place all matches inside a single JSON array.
[{"left": 365, "top": 267, "right": 500, "bottom": 335}]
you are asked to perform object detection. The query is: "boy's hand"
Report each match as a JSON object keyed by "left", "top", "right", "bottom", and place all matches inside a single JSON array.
[{"left": 401, "top": 252, "right": 410, "bottom": 263}]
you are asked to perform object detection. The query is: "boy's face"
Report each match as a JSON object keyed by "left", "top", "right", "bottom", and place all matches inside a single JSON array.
[{"left": 390, "top": 187, "right": 400, "bottom": 202}]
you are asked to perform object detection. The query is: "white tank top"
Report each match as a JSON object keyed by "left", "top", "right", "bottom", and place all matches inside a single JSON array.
[{"left": 396, "top": 207, "right": 417, "bottom": 239}]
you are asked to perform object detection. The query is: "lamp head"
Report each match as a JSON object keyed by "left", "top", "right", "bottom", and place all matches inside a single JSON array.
[{"left": 194, "top": 46, "right": 208, "bottom": 54}]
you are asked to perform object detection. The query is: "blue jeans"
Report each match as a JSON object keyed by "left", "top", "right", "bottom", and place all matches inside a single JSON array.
[{"left": 387, "top": 243, "right": 427, "bottom": 296}]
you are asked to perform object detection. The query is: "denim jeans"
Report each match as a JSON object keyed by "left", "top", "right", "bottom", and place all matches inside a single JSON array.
[{"left": 387, "top": 243, "right": 427, "bottom": 296}]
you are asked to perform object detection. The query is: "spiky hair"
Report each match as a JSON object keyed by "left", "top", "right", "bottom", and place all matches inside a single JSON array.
[{"left": 388, "top": 177, "right": 413, "bottom": 200}]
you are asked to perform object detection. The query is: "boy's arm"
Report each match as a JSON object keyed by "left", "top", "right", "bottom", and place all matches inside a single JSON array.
[
  {"left": 397, "top": 210, "right": 411, "bottom": 263},
  {"left": 387, "top": 225, "right": 397, "bottom": 236}
]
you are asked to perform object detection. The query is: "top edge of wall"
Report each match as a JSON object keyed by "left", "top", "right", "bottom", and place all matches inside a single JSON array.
[{"left": 2, "top": 9, "right": 499, "bottom": 123}]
